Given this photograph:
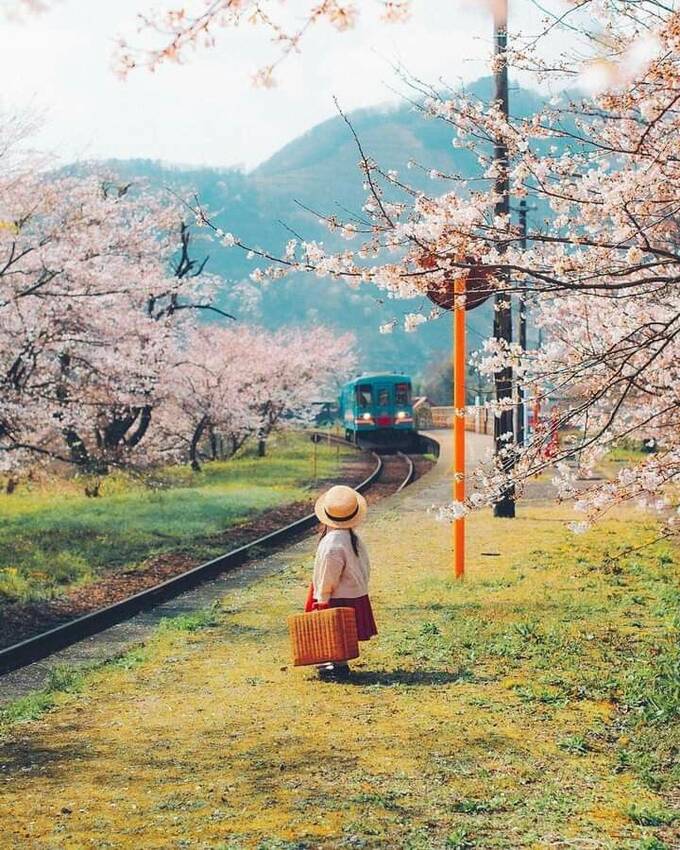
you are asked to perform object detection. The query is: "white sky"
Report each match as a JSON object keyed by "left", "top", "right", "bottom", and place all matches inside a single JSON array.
[{"left": 1, "top": 0, "right": 565, "bottom": 171}]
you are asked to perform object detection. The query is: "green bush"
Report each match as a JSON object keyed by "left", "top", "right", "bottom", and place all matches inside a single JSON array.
[
  {"left": 637, "top": 838, "right": 670, "bottom": 850},
  {"left": 558, "top": 735, "right": 590, "bottom": 755},
  {"left": 158, "top": 604, "right": 221, "bottom": 633}
]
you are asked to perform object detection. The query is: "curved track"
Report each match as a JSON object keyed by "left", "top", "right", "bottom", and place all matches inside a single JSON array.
[
  {"left": 396, "top": 452, "right": 415, "bottom": 492},
  {"left": 0, "top": 438, "right": 419, "bottom": 676}
]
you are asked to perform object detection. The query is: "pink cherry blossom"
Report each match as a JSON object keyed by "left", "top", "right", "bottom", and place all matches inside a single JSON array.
[
  {"left": 153, "top": 323, "right": 356, "bottom": 469},
  {"left": 0, "top": 119, "right": 217, "bottom": 477}
]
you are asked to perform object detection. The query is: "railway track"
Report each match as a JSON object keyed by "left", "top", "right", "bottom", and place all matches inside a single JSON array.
[
  {"left": 0, "top": 437, "right": 422, "bottom": 677},
  {"left": 363, "top": 451, "right": 414, "bottom": 500}
]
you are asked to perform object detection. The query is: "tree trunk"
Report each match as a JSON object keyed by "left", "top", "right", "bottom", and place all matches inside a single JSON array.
[
  {"left": 190, "top": 415, "right": 209, "bottom": 471},
  {"left": 64, "top": 428, "right": 95, "bottom": 471},
  {"left": 5, "top": 477, "right": 18, "bottom": 495},
  {"left": 127, "top": 405, "right": 152, "bottom": 448}
]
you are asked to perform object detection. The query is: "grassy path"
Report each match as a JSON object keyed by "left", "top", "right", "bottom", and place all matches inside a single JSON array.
[{"left": 0, "top": 466, "right": 677, "bottom": 848}]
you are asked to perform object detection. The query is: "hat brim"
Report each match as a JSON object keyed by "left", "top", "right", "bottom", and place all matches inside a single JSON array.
[{"left": 314, "top": 490, "right": 368, "bottom": 529}]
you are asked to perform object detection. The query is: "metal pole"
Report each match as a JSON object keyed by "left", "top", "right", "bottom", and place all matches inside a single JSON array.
[
  {"left": 516, "top": 199, "right": 527, "bottom": 447},
  {"left": 492, "top": 0, "right": 516, "bottom": 518},
  {"left": 453, "top": 275, "right": 466, "bottom": 578}
]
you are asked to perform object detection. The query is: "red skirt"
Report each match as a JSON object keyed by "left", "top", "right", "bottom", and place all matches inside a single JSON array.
[{"left": 304, "top": 584, "right": 378, "bottom": 641}]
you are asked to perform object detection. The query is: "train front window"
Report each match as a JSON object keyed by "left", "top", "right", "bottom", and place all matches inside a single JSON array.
[
  {"left": 356, "top": 384, "right": 373, "bottom": 408},
  {"left": 377, "top": 388, "right": 390, "bottom": 406},
  {"left": 395, "top": 383, "right": 411, "bottom": 405}
]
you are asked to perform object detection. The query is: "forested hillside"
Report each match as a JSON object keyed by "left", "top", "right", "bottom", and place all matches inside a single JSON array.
[{"left": 101, "top": 78, "right": 546, "bottom": 379}]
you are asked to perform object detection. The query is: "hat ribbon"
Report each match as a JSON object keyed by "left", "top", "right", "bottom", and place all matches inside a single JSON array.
[{"left": 324, "top": 502, "right": 359, "bottom": 523}]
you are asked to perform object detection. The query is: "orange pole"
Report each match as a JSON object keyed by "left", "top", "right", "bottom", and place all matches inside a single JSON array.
[{"left": 453, "top": 275, "right": 466, "bottom": 579}]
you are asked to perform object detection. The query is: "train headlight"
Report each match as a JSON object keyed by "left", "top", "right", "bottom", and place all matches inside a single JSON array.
[
  {"left": 396, "top": 411, "right": 406, "bottom": 419},
  {"left": 362, "top": 412, "right": 372, "bottom": 420}
]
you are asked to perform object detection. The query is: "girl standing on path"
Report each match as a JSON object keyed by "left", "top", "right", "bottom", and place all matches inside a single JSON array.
[{"left": 305, "top": 485, "right": 378, "bottom": 679}]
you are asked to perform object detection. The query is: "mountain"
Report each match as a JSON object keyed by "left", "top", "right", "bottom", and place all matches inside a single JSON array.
[{"left": 101, "top": 78, "right": 548, "bottom": 381}]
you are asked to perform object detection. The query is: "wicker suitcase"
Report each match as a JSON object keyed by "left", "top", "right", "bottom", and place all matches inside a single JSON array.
[{"left": 288, "top": 606, "right": 360, "bottom": 667}]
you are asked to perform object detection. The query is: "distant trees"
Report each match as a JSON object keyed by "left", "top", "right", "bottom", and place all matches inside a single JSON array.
[
  {"left": 418, "top": 357, "right": 492, "bottom": 407},
  {"left": 155, "top": 324, "right": 356, "bottom": 469}
]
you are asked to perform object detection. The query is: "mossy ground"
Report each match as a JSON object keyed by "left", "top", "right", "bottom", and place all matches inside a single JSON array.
[
  {"left": 0, "top": 490, "right": 677, "bottom": 849},
  {"left": 0, "top": 432, "right": 349, "bottom": 604}
]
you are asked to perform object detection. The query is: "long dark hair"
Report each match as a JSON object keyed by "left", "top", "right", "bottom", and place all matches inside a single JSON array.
[{"left": 319, "top": 524, "right": 360, "bottom": 556}]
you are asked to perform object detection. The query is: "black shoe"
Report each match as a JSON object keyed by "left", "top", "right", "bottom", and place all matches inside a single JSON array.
[
  {"left": 332, "top": 663, "right": 351, "bottom": 680},
  {"left": 317, "top": 662, "right": 350, "bottom": 681}
]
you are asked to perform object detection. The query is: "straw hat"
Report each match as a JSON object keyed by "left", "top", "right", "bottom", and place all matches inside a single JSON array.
[{"left": 314, "top": 485, "right": 367, "bottom": 529}]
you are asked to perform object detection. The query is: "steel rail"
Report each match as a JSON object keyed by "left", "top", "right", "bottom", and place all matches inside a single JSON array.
[
  {"left": 0, "top": 436, "right": 415, "bottom": 676},
  {"left": 395, "top": 452, "right": 415, "bottom": 492}
]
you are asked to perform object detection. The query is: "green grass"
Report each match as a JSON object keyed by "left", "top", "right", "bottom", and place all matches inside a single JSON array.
[
  {"left": 558, "top": 734, "right": 591, "bottom": 755},
  {"left": 385, "top": 531, "right": 680, "bottom": 798},
  {"left": 608, "top": 446, "right": 648, "bottom": 463},
  {"left": 0, "top": 432, "right": 349, "bottom": 605},
  {"left": 0, "top": 663, "right": 86, "bottom": 727},
  {"left": 1, "top": 502, "right": 677, "bottom": 849},
  {"left": 444, "top": 828, "right": 475, "bottom": 849},
  {"left": 157, "top": 603, "right": 222, "bottom": 633},
  {"left": 626, "top": 804, "right": 677, "bottom": 827},
  {"left": 637, "top": 838, "right": 672, "bottom": 850},
  {"left": 601, "top": 441, "right": 650, "bottom": 478}
]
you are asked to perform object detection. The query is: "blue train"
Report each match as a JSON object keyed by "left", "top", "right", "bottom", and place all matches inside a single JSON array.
[{"left": 339, "top": 373, "right": 415, "bottom": 448}]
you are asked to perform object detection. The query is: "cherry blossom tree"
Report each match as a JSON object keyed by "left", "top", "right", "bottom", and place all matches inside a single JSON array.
[
  {"left": 156, "top": 323, "right": 355, "bottom": 469},
  {"left": 154, "top": 325, "right": 256, "bottom": 470},
  {"left": 247, "top": 324, "right": 356, "bottom": 456},
  {"left": 116, "top": 0, "right": 412, "bottom": 85},
  {"left": 0, "top": 112, "right": 355, "bottom": 485},
  {"left": 0, "top": 121, "right": 221, "bottom": 482}
]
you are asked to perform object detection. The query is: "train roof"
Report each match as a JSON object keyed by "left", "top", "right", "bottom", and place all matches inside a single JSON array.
[{"left": 342, "top": 373, "right": 412, "bottom": 387}]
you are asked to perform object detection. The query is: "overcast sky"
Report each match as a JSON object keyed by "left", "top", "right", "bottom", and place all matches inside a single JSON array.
[{"left": 1, "top": 0, "right": 564, "bottom": 171}]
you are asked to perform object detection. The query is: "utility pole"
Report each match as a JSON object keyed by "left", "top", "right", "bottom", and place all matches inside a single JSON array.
[
  {"left": 452, "top": 275, "right": 466, "bottom": 579},
  {"left": 493, "top": 0, "right": 516, "bottom": 518},
  {"left": 516, "top": 198, "right": 527, "bottom": 448}
]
